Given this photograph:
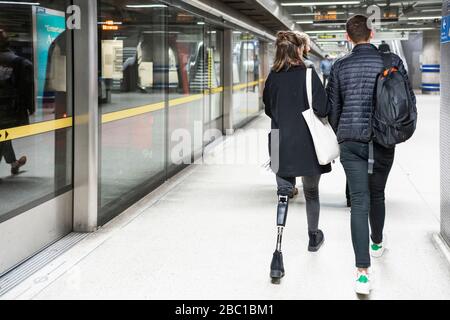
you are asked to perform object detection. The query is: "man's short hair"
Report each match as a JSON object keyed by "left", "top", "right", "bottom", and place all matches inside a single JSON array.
[
  {"left": 346, "top": 15, "right": 371, "bottom": 43},
  {"left": 325, "top": 54, "right": 329, "bottom": 58}
]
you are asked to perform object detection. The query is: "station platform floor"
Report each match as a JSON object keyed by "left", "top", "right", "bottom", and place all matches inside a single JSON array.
[{"left": 3, "top": 95, "right": 450, "bottom": 300}]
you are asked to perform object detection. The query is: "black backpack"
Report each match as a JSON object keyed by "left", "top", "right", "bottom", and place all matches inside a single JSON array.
[
  {"left": 0, "top": 55, "right": 20, "bottom": 113},
  {"left": 372, "top": 52, "right": 417, "bottom": 148}
]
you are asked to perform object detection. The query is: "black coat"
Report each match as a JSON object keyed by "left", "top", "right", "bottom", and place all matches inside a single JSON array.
[
  {"left": 0, "top": 49, "right": 34, "bottom": 130},
  {"left": 327, "top": 43, "right": 416, "bottom": 143},
  {"left": 264, "top": 65, "right": 332, "bottom": 177}
]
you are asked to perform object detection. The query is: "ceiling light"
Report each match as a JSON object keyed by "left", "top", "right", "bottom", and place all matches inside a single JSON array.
[
  {"left": 406, "top": 16, "right": 441, "bottom": 20},
  {"left": 305, "top": 30, "right": 346, "bottom": 33},
  {"left": 421, "top": 9, "right": 442, "bottom": 13},
  {"left": 291, "top": 13, "right": 316, "bottom": 16},
  {"left": 0, "top": 1, "right": 40, "bottom": 4},
  {"left": 390, "top": 27, "right": 436, "bottom": 31},
  {"left": 296, "top": 21, "right": 314, "bottom": 24},
  {"left": 291, "top": 11, "right": 345, "bottom": 16},
  {"left": 197, "top": 21, "right": 205, "bottom": 25},
  {"left": 281, "top": 1, "right": 359, "bottom": 6},
  {"left": 126, "top": 4, "right": 168, "bottom": 8},
  {"left": 314, "top": 22, "right": 346, "bottom": 25}
]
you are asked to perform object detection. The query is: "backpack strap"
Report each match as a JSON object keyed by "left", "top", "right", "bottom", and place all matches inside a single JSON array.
[{"left": 381, "top": 51, "right": 392, "bottom": 70}]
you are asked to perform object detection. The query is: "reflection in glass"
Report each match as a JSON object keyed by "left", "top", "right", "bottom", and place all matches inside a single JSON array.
[
  {"left": 232, "top": 32, "right": 262, "bottom": 128},
  {"left": 232, "top": 32, "right": 249, "bottom": 127},
  {"left": 204, "top": 28, "right": 223, "bottom": 135},
  {"left": 0, "top": 1, "right": 72, "bottom": 222},
  {"left": 167, "top": 7, "right": 205, "bottom": 174},
  {"left": 98, "top": 0, "right": 167, "bottom": 223}
]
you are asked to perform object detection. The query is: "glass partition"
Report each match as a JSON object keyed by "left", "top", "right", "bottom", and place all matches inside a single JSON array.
[
  {"left": 204, "top": 28, "right": 223, "bottom": 135},
  {"left": 232, "top": 31, "right": 249, "bottom": 127},
  {"left": 247, "top": 37, "right": 261, "bottom": 117},
  {"left": 231, "top": 32, "right": 262, "bottom": 128},
  {"left": 0, "top": 1, "right": 72, "bottom": 222},
  {"left": 96, "top": 1, "right": 263, "bottom": 224},
  {"left": 167, "top": 8, "right": 205, "bottom": 174},
  {"left": 98, "top": 0, "right": 167, "bottom": 224}
]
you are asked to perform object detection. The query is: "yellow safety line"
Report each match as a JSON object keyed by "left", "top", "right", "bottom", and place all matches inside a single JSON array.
[
  {"left": 0, "top": 79, "right": 265, "bottom": 141},
  {"left": 102, "top": 101, "right": 165, "bottom": 124},
  {"left": 104, "top": 88, "right": 226, "bottom": 124},
  {"left": 232, "top": 80, "right": 261, "bottom": 91},
  {"left": 168, "top": 93, "right": 205, "bottom": 107},
  {"left": 0, "top": 117, "right": 73, "bottom": 143},
  {"left": 210, "top": 87, "right": 224, "bottom": 94}
]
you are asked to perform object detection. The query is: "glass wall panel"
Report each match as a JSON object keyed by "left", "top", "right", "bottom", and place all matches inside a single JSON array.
[
  {"left": 204, "top": 28, "right": 223, "bottom": 135},
  {"left": 232, "top": 32, "right": 263, "bottom": 128},
  {"left": 98, "top": 0, "right": 167, "bottom": 224},
  {"left": 247, "top": 37, "right": 261, "bottom": 117},
  {"left": 0, "top": 1, "right": 72, "bottom": 222},
  {"left": 167, "top": 8, "right": 205, "bottom": 174},
  {"left": 232, "top": 31, "right": 248, "bottom": 127}
]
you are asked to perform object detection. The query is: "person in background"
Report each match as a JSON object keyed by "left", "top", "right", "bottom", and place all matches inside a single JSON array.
[
  {"left": 379, "top": 41, "right": 391, "bottom": 54},
  {"left": 0, "top": 29, "right": 34, "bottom": 175},
  {"left": 327, "top": 15, "right": 416, "bottom": 295},
  {"left": 320, "top": 54, "right": 333, "bottom": 86},
  {"left": 264, "top": 31, "right": 330, "bottom": 283}
]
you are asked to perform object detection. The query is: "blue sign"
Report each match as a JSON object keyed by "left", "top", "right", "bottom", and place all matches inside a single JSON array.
[
  {"left": 442, "top": 15, "right": 450, "bottom": 44},
  {"left": 33, "top": 6, "right": 66, "bottom": 112}
]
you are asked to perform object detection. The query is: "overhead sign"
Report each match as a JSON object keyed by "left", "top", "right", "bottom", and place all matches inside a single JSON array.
[
  {"left": 317, "top": 33, "right": 345, "bottom": 41},
  {"left": 314, "top": 11, "right": 337, "bottom": 21},
  {"left": 442, "top": 15, "right": 450, "bottom": 44}
]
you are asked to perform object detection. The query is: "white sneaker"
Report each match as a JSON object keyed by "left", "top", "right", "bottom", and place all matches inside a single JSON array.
[
  {"left": 370, "top": 238, "right": 385, "bottom": 258},
  {"left": 355, "top": 270, "right": 371, "bottom": 295}
]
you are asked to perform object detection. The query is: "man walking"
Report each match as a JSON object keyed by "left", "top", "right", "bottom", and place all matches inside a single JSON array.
[
  {"left": 320, "top": 54, "right": 332, "bottom": 86},
  {"left": 327, "top": 15, "right": 416, "bottom": 295}
]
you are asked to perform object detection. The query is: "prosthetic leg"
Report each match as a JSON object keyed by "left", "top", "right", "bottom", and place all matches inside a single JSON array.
[{"left": 270, "top": 195, "right": 289, "bottom": 282}]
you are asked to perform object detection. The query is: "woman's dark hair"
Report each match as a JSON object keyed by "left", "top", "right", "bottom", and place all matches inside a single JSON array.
[
  {"left": 272, "top": 31, "right": 307, "bottom": 72},
  {"left": 0, "top": 30, "right": 9, "bottom": 50},
  {"left": 346, "top": 15, "right": 372, "bottom": 43}
]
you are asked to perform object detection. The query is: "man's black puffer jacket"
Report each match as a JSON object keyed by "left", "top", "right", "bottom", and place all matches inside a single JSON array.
[{"left": 327, "top": 43, "right": 416, "bottom": 143}]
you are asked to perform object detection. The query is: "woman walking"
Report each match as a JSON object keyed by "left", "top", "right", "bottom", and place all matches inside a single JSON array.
[{"left": 263, "top": 31, "right": 330, "bottom": 282}]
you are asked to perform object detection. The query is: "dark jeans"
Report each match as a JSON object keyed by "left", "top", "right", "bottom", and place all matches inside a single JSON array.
[
  {"left": 276, "top": 175, "right": 321, "bottom": 232},
  {"left": 340, "top": 142, "right": 395, "bottom": 268},
  {"left": 0, "top": 141, "right": 16, "bottom": 164}
]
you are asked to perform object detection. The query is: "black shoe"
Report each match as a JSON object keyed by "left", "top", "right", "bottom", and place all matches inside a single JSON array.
[
  {"left": 308, "top": 230, "right": 325, "bottom": 252},
  {"left": 289, "top": 187, "right": 299, "bottom": 199},
  {"left": 270, "top": 250, "right": 285, "bottom": 281},
  {"left": 11, "top": 156, "right": 27, "bottom": 175}
]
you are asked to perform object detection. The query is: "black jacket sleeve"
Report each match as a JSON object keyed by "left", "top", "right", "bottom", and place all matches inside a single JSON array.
[
  {"left": 263, "top": 72, "right": 273, "bottom": 119},
  {"left": 311, "top": 68, "right": 328, "bottom": 118},
  {"left": 326, "top": 62, "right": 342, "bottom": 132}
]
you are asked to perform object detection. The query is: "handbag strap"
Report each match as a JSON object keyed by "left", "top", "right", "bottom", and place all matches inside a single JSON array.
[{"left": 306, "top": 67, "right": 313, "bottom": 110}]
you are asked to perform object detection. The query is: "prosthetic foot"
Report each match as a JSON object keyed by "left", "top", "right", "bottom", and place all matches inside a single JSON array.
[{"left": 270, "top": 195, "right": 289, "bottom": 282}]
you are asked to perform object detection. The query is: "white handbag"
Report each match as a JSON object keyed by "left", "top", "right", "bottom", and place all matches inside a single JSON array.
[{"left": 302, "top": 68, "right": 340, "bottom": 165}]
